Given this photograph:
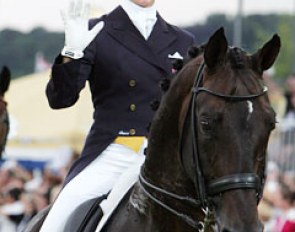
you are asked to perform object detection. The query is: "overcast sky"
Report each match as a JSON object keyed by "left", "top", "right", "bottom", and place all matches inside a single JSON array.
[{"left": 0, "top": 0, "right": 294, "bottom": 32}]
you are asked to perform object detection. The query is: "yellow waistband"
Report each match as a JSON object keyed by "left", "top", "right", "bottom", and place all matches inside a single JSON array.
[{"left": 114, "top": 136, "right": 145, "bottom": 153}]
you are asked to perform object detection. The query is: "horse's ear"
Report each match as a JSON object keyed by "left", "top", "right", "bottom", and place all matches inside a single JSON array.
[
  {"left": 252, "top": 34, "right": 281, "bottom": 73},
  {"left": 0, "top": 66, "right": 11, "bottom": 95},
  {"left": 204, "top": 27, "right": 228, "bottom": 71}
]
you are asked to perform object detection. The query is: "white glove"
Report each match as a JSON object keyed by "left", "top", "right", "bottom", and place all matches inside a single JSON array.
[{"left": 61, "top": 0, "right": 104, "bottom": 59}]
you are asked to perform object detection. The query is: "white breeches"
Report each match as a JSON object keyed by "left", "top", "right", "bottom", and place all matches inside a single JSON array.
[{"left": 40, "top": 142, "right": 146, "bottom": 232}]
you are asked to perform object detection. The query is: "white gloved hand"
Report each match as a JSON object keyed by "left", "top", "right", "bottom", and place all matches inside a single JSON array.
[{"left": 61, "top": 0, "right": 104, "bottom": 59}]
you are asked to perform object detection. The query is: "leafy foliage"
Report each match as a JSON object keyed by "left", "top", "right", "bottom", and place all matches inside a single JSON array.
[
  {"left": 0, "top": 13, "right": 294, "bottom": 81},
  {"left": 0, "top": 28, "right": 63, "bottom": 78}
]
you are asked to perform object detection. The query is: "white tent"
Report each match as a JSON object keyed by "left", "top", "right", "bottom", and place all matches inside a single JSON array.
[{"left": 4, "top": 70, "right": 93, "bottom": 162}]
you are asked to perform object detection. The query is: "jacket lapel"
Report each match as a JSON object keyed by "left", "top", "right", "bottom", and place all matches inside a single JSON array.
[
  {"left": 147, "top": 14, "right": 177, "bottom": 54},
  {"left": 105, "top": 7, "right": 176, "bottom": 74}
]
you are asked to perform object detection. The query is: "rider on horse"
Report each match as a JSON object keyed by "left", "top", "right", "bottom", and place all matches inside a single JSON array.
[{"left": 40, "top": 0, "right": 195, "bottom": 231}]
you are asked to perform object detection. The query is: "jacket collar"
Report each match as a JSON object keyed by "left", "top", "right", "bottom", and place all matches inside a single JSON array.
[{"left": 105, "top": 6, "right": 177, "bottom": 73}]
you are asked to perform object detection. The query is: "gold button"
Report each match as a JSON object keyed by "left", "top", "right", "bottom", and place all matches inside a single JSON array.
[
  {"left": 130, "top": 104, "right": 136, "bottom": 111},
  {"left": 129, "top": 80, "right": 136, "bottom": 87},
  {"left": 129, "top": 129, "right": 136, "bottom": 135}
]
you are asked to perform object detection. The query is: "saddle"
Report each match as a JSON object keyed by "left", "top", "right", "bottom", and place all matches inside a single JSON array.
[
  {"left": 64, "top": 194, "right": 108, "bottom": 232},
  {"left": 22, "top": 195, "right": 107, "bottom": 232},
  {"left": 65, "top": 156, "right": 145, "bottom": 232},
  {"left": 23, "top": 206, "right": 51, "bottom": 232}
]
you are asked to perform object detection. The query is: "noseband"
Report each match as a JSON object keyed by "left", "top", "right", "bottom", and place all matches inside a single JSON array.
[{"left": 184, "top": 62, "right": 267, "bottom": 206}]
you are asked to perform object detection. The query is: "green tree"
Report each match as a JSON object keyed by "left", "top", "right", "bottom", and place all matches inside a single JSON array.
[
  {"left": 275, "top": 15, "right": 293, "bottom": 80},
  {"left": 0, "top": 28, "right": 63, "bottom": 78}
]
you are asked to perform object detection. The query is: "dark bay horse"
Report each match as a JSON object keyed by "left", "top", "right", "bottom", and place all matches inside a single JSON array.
[
  {"left": 25, "top": 28, "right": 280, "bottom": 232},
  {"left": 0, "top": 66, "right": 10, "bottom": 157},
  {"left": 99, "top": 28, "right": 281, "bottom": 232}
]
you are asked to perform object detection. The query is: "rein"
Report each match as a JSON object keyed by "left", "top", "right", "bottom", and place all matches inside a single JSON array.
[
  {"left": 139, "top": 171, "right": 201, "bottom": 207},
  {"left": 138, "top": 172, "right": 202, "bottom": 230}
]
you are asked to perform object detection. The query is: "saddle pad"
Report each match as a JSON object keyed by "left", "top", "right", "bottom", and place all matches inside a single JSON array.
[{"left": 95, "top": 155, "right": 145, "bottom": 232}]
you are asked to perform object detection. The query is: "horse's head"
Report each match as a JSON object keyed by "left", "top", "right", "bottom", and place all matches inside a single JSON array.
[{"left": 180, "top": 28, "right": 280, "bottom": 231}]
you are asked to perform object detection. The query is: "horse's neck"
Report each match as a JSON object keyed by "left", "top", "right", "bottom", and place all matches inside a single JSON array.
[
  {"left": 134, "top": 73, "right": 205, "bottom": 228},
  {"left": 143, "top": 76, "right": 195, "bottom": 195}
]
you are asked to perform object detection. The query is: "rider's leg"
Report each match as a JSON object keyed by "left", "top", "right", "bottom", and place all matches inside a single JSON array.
[{"left": 40, "top": 143, "right": 145, "bottom": 232}]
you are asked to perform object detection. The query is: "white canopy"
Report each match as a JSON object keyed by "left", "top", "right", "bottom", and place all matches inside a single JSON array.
[{"left": 4, "top": 70, "right": 93, "bottom": 160}]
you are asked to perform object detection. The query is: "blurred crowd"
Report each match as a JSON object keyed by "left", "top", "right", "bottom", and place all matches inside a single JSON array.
[
  {"left": 259, "top": 162, "right": 295, "bottom": 232},
  {"left": 0, "top": 151, "right": 78, "bottom": 231},
  {"left": 257, "top": 72, "right": 295, "bottom": 232}
]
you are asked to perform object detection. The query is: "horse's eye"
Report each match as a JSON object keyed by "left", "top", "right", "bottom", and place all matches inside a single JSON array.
[{"left": 200, "top": 118, "right": 212, "bottom": 132}]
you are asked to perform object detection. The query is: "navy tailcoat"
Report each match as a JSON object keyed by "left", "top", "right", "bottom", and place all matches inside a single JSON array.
[{"left": 46, "top": 6, "right": 196, "bottom": 185}]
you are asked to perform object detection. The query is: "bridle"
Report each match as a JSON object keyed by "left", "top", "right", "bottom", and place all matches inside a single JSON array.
[
  {"left": 182, "top": 62, "right": 267, "bottom": 206},
  {"left": 138, "top": 62, "right": 268, "bottom": 229}
]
